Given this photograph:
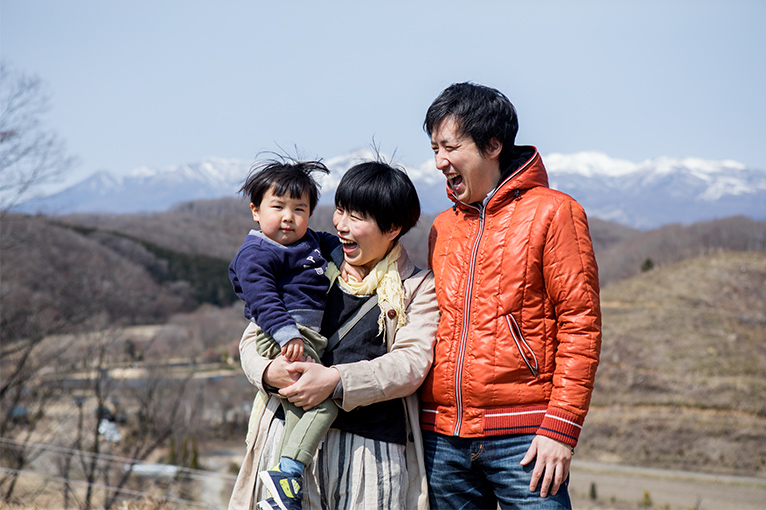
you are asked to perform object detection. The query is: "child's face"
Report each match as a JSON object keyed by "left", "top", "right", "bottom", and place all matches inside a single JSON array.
[{"left": 251, "top": 185, "right": 311, "bottom": 246}]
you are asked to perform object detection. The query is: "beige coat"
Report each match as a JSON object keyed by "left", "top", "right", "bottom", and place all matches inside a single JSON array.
[{"left": 228, "top": 250, "right": 439, "bottom": 510}]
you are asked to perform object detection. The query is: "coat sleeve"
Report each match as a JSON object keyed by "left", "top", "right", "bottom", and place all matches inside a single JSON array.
[
  {"left": 239, "top": 322, "right": 274, "bottom": 393},
  {"left": 538, "top": 198, "right": 602, "bottom": 445},
  {"left": 333, "top": 271, "right": 439, "bottom": 411}
]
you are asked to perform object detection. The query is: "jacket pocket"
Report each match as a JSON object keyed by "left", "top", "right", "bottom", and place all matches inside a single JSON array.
[{"left": 504, "top": 314, "right": 539, "bottom": 378}]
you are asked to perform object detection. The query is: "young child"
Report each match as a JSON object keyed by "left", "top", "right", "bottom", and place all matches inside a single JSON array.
[{"left": 229, "top": 159, "right": 341, "bottom": 510}]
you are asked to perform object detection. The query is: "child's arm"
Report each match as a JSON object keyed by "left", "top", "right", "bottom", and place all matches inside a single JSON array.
[
  {"left": 232, "top": 241, "right": 302, "bottom": 346},
  {"left": 281, "top": 337, "right": 304, "bottom": 362},
  {"left": 315, "top": 230, "right": 344, "bottom": 266}
]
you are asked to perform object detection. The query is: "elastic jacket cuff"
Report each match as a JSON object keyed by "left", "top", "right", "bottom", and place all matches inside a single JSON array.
[{"left": 536, "top": 407, "right": 584, "bottom": 448}]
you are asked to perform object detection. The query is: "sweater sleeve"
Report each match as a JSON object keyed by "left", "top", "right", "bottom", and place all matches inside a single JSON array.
[
  {"left": 231, "top": 243, "right": 300, "bottom": 346},
  {"left": 314, "top": 229, "right": 343, "bottom": 267}
]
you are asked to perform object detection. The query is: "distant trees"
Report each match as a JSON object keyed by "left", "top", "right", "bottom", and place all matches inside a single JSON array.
[
  {"left": 640, "top": 258, "right": 654, "bottom": 272},
  {"left": 596, "top": 216, "right": 766, "bottom": 286},
  {"left": 4, "top": 178, "right": 766, "bottom": 503},
  {"left": 0, "top": 60, "right": 76, "bottom": 218},
  {"left": 0, "top": 214, "right": 210, "bottom": 507},
  {"left": 0, "top": 325, "right": 203, "bottom": 508}
]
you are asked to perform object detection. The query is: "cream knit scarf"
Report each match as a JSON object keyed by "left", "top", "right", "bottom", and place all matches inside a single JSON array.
[{"left": 325, "top": 242, "right": 406, "bottom": 334}]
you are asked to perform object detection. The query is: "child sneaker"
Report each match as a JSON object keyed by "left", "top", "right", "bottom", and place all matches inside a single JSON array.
[
  {"left": 255, "top": 497, "right": 280, "bottom": 510},
  {"left": 259, "top": 467, "right": 303, "bottom": 510}
]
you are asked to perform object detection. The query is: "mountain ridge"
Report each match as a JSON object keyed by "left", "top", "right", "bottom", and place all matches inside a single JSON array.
[{"left": 15, "top": 151, "right": 766, "bottom": 229}]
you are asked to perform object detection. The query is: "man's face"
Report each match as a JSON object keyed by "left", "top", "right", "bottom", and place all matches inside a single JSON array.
[{"left": 430, "top": 117, "right": 502, "bottom": 205}]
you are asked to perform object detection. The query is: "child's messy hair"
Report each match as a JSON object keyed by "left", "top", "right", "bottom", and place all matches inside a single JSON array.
[{"left": 239, "top": 156, "right": 329, "bottom": 214}]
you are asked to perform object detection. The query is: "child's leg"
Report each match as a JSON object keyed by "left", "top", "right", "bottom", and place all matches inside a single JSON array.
[
  {"left": 278, "top": 397, "right": 301, "bottom": 460},
  {"left": 270, "top": 327, "right": 336, "bottom": 470},
  {"left": 252, "top": 325, "right": 282, "bottom": 360},
  {"left": 280, "top": 398, "right": 339, "bottom": 468}
]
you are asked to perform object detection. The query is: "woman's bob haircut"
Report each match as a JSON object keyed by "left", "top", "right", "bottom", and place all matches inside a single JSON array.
[{"left": 335, "top": 160, "right": 420, "bottom": 240}]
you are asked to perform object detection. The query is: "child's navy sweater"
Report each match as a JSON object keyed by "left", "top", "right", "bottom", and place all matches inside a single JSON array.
[{"left": 229, "top": 229, "right": 341, "bottom": 347}]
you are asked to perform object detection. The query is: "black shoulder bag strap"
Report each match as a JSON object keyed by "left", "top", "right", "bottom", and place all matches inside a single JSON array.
[
  {"left": 324, "top": 267, "right": 428, "bottom": 352},
  {"left": 325, "top": 294, "right": 379, "bottom": 352}
]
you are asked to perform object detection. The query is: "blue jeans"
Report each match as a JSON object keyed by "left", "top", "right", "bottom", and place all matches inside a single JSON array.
[{"left": 423, "top": 431, "right": 571, "bottom": 510}]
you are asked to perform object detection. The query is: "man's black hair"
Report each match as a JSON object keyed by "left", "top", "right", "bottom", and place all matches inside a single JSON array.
[
  {"left": 240, "top": 157, "right": 329, "bottom": 214},
  {"left": 335, "top": 161, "right": 420, "bottom": 240},
  {"left": 424, "top": 82, "right": 519, "bottom": 171}
]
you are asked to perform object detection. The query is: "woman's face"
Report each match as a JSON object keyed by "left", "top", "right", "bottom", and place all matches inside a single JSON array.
[{"left": 333, "top": 207, "right": 401, "bottom": 278}]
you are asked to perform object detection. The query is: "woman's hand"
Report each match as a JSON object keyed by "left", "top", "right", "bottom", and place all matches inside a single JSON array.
[
  {"left": 263, "top": 355, "right": 300, "bottom": 389},
  {"left": 279, "top": 362, "right": 341, "bottom": 410}
]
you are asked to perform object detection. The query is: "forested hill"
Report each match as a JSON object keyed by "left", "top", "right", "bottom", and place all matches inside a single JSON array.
[
  {"left": 2, "top": 198, "right": 765, "bottom": 340},
  {"left": 3, "top": 203, "right": 766, "bottom": 478}
]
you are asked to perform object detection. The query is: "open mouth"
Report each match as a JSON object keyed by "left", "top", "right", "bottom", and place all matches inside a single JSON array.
[
  {"left": 447, "top": 174, "right": 463, "bottom": 192},
  {"left": 339, "top": 238, "right": 358, "bottom": 253}
]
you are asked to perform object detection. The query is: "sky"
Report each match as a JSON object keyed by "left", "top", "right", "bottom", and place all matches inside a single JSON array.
[{"left": 2, "top": 0, "right": 765, "bottom": 192}]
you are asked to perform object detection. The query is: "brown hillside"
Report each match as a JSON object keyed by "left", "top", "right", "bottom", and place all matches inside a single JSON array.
[
  {"left": 62, "top": 197, "right": 253, "bottom": 261},
  {"left": 578, "top": 251, "right": 766, "bottom": 476},
  {"left": 11, "top": 205, "right": 766, "bottom": 344},
  {"left": 1, "top": 215, "right": 195, "bottom": 340},
  {"left": 596, "top": 216, "right": 766, "bottom": 286},
  {"left": 60, "top": 198, "right": 639, "bottom": 273},
  {"left": 588, "top": 217, "right": 639, "bottom": 254},
  {"left": 63, "top": 199, "right": 438, "bottom": 269}
]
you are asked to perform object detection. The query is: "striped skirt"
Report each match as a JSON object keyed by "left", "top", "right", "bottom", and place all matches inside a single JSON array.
[{"left": 256, "top": 417, "right": 409, "bottom": 510}]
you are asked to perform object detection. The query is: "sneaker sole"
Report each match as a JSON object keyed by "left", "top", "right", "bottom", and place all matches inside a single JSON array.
[{"left": 259, "top": 471, "right": 290, "bottom": 510}]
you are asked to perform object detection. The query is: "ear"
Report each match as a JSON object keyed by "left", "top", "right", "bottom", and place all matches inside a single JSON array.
[
  {"left": 386, "top": 225, "right": 403, "bottom": 242},
  {"left": 486, "top": 138, "right": 503, "bottom": 160},
  {"left": 250, "top": 202, "right": 260, "bottom": 223}
]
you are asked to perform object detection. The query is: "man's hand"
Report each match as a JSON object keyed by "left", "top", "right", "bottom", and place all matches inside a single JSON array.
[
  {"left": 281, "top": 338, "right": 304, "bottom": 361},
  {"left": 520, "top": 435, "right": 573, "bottom": 498}
]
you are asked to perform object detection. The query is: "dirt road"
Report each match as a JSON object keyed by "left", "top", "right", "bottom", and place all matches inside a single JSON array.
[
  {"left": 203, "top": 445, "right": 766, "bottom": 509},
  {"left": 569, "top": 461, "right": 766, "bottom": 509}
]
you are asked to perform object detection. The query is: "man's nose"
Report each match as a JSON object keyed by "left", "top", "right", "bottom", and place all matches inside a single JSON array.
[{"left": 435, "top": 151, "right": 449, "bottom": 171}]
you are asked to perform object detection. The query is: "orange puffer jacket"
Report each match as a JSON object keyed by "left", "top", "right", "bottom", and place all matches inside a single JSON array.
[{"left": 420, "top": 146, "right": 601, "bottom": 447}]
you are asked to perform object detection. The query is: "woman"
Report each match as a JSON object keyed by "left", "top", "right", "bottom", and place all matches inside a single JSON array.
[{"left": 228, "top": 161, "right": 439, "bottom": 510}]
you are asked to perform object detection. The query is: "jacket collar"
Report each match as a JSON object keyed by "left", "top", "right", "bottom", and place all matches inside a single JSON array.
[
  {"left": 490, "top": 146, "right": 548, "bottom": 203},
  {"left": 446, "top": 145, "right": 549, "bottom": 213},
  {"left": 396, "top": 245, "right": 417, "bottom": 280}
]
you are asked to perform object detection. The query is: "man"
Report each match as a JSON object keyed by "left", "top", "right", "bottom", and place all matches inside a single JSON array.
[{"left": 420, "top": 82, "right": 602, "bottom": 509}]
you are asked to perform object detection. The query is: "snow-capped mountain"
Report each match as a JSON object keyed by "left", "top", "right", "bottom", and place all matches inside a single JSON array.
[
  {"left": 545, "top": 152, "right": 766, "bottom": 228},
  {"left": 311, "top": 148, "right": 448, "bottom": 214},
  {"left": 14, "top": 151, "right": 766, "bottom": 229},
  {"left": 15, "top": 157, "right": 254, "bottom": 215}
]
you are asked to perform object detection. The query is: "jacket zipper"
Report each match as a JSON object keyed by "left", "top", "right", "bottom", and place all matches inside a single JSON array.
[
  {"left": 453, "top": 203, "right": 484, "bottom": 436},
  {"left": 451, "top": 153, "right": 535, "bottom": 436},
  {"left": 505, "top": 314, "right": 539, "bottom": 377}
]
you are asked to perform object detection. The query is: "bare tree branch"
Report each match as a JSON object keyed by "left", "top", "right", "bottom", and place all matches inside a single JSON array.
[{"left": 0, "top": 60, "right": 77, "bottom": 217}]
